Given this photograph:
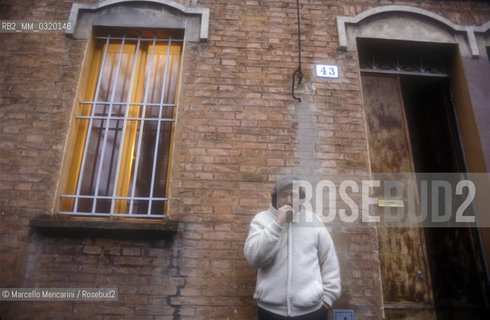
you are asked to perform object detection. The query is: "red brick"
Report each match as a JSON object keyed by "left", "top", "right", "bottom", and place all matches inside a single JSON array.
[{"left": 2, "top": 1, "right": 489, "bottom": 320}]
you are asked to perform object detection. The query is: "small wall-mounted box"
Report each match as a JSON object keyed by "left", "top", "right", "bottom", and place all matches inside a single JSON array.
[{"left": 333, "top": 309, "right": 354, "bottom": 320}]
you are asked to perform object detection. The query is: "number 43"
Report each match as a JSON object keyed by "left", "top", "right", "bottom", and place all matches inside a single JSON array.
[{"left": 315, "top": 64, "right": 339, "bottom": 78}]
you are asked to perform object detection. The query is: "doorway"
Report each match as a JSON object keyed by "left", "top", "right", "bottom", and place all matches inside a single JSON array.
[{"left": 359, "top": 39, "right": 489, "bottom": 319}]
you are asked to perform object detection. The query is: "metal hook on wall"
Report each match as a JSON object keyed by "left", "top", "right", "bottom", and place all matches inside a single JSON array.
[{"left": 292, "top": 67, "right": 303, "bottom": 102}]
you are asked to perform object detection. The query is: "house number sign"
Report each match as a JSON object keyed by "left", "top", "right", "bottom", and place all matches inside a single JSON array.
[{"left": 315, "top": 64, "right": 339, "bottom": 78}]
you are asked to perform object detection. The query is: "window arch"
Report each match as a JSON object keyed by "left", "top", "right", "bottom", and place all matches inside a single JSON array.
[{"left": 67, "top": 0, "right": 209, "bottom": 42}]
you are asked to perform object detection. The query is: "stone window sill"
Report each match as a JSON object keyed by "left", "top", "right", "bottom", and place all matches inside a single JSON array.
[{"left": 29, "top": 216, "right": 178, "bottom": 238}]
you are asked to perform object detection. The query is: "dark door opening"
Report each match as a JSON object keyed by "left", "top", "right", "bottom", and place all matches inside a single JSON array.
[
  {"left": 400, "top": 75, "right": 489, "bottom": 319},
  {"left": 360, "top": 37, "right": 490, "bottom": 319}
]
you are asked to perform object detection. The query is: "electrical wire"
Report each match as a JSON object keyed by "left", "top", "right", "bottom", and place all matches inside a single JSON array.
[{"left": 292, "top": 0, "right": 303, "bottom": 102}]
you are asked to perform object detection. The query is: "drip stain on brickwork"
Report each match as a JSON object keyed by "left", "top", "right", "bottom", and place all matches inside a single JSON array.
[
  {"left": 22, "top": 232, "right": 42, "bottom": 288},
  {"left": 169, "top": 245, "right": 186, "bottom": 319},
  {"left": 293, "top": 99, "right": 319, "bottom": 179}
]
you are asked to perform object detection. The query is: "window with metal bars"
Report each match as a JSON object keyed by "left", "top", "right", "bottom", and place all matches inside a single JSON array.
[{"left": 59, "top": 28, "right": 183, "bottom": 218}]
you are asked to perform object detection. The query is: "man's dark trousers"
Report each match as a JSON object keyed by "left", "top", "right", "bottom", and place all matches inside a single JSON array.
[{"left": 258, "top": 306, "right": 328, "bottom": 320}]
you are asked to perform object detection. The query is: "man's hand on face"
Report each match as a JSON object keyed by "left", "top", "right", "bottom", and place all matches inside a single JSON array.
[{"left": 276, "top": 204, "right": 293, "bottom": 227}]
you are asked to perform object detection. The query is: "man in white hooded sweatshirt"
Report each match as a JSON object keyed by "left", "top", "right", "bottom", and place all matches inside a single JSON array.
[{"left": 244, "top": 175, "right": 341, "bottom": 320}]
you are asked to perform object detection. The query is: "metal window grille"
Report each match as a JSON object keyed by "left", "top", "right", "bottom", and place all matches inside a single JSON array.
[
  {"left": 357, "top": 38, "right": 451, "bottom": 78},
  {"left": 59, "top": 33, "right": 183, "bottom": 218}
]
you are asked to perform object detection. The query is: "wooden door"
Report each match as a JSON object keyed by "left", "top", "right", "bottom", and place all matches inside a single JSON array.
[{"left": 361, "top": 74, "right": 436, "bottom": 319}]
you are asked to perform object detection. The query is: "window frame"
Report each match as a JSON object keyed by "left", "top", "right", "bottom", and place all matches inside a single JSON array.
[{"left": 56, "top": 28, "right": 184, "bottom": 220}]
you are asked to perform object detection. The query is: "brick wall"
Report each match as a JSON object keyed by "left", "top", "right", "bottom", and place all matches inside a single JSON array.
[{"left": 0, "top": 0, "right": 489, "bottom": 319}]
